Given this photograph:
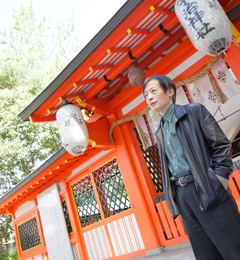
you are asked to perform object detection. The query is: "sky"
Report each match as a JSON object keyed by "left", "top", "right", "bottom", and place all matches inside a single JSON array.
[{"left": 0, "top": 0, "right": 127, "bottom": 49}]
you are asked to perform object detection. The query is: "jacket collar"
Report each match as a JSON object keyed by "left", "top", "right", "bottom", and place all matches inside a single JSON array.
[
  {"left": 154, "top": 104, "right": 188, "bottom": 136},
  {"left": 174, "top": 104, "right": 187, "bottom": 121}
]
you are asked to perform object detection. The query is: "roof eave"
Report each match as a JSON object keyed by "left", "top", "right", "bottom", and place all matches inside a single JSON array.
[
  {"left": 0, "top": 148, "right": 66, "bottom": 203},
  {"left": 18, "top": 0, "right": 144, "bottom": 122}
]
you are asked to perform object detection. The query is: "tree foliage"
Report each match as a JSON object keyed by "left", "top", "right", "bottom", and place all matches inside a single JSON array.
[
  {"left": 0, "top": 215, "right": 13, "bottom": 258},
  {"left": 7, "top": 248, "right": 18, "bottom": 260},
  {"left": 0, "top": 2, "right": 80, "bottom": 252}
]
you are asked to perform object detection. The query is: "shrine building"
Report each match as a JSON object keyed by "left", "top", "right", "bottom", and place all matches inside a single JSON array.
[{"left": 1, "top": 1, "right": 240, "bottom": 259}]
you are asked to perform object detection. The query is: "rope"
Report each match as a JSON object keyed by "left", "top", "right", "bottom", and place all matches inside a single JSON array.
[
  {"left": 174, "top": 53, "right": 221, "bottom": 86},
  {"left": 109, "top": 106, "right": 150, "bottom": 144},
  {"left": 204, "top": 38, "right": 240, "bottom": 104},
  {"left": 207, "top": 71, "right": 227, "bottom": 103},
  {"left": 232, "top": 37, "right": 240, "bottom": 48},
  {"left": 109, "top": 37, "right": 240, "bottom": 145},
  {"left": 135, "top": 118, "right": 148, "bottom": 148}
]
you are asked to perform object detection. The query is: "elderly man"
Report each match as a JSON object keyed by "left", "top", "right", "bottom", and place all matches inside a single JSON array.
[{"left": 143, "top": 75, "right": 240, "bottom": 259}]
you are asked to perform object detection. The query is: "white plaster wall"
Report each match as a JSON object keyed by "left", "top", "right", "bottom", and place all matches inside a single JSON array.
[
  {"left": 15, "top": 200, "right": 35, "bottom": 218},
  {"left": 57, "top": 182, "right": 64, "bottom": 191},
  {"left": 67, "top": 149, "right": 114, "bottom": 179}
]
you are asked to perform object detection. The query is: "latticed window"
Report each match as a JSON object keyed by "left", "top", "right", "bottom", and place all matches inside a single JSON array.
[
  {"left": 92, "top": 158, "right": 131, "bottom": 218},
  {"left": 71, "top": 175, "right": 101, "bottom": 228},
  {"left": 62, "top": 200, "right": 73, "bottom": 233},
  {"left": 17, "top": 217, "right": 41, "bottom": 252},
  {"left": 134, "top": 128, "right": 163, "bottom": 193}
]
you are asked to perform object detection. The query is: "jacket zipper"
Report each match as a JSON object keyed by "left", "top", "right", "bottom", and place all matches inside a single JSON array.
[{"left": 175, "top": 120, "right": 204, "bottom": 211}]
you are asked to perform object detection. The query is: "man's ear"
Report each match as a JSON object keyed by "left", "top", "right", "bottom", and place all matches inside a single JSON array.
[{"left": 168, "top": 87, "right": 174, "bottom": 98}]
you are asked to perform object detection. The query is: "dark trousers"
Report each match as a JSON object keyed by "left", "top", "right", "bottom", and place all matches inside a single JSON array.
[{"left": 175, "top": 182, "right": 240, "bottom": 260}]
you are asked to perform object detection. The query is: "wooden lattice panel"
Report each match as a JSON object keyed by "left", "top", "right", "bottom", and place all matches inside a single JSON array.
[
  {"left": 71, "top": 175, "right": 102, "bottom": 228},
  {"left": 18, "top": 217, "right": 41, "bottom": 252},
  {"left": 92, "top": 158, "right": 131, "bottom": 218}
]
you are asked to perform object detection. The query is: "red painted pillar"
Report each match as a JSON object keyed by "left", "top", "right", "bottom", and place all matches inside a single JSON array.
[{"left": 225, "top": 43, "right": 240, "bottom": 84}]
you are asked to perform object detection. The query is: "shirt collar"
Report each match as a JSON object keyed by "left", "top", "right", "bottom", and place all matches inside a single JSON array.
[{"left": 162, "top": 103, "right": 174, "bottom": 122}]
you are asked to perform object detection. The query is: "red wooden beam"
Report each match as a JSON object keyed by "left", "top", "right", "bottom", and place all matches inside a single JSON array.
[
  {"left": 32, "top": 0, "right": 159, "bottom": 118},
  {"left": 90, "top": 64, "right": 113, "bottom": 70},
  {"left": 107, "top": 28, "right": 186, "bottom": 110},
  {"left": 129, "top": 28, "right": 150, "bottom": 35},
  {"left": 151, "top": 6, "right": 172, "bottom": 15},
  {"left": 105, "top": 28, "right": 185, "bottom": 100},
  {"left": 140, "top": 28, "right": 186, "bottom": 70},
  {"left": 224, "top": 0, "right": 240, "bottom": 12},
  {"left": 146, "top": 38, "right": 197, "bottom": 77},
  {"left": 75, "top": 78, "right": 98, "bottom": 86},
  {"left": 29, "top": 114, "right": 56, "bottom": 123},
  {"left": 109, "top": 38, "right": 198, "bottom": 118},
  {"left": 43, "top": 98, "right": 111, "bottom": 118},
  {"left": 32, "top": 0, "right": 168, "bottom": 122},
  {"left": 84, "top": 12, "right": 179, "bottom": 100},
  {"left": 110, "top": 48, "right": 130, "bottom": 53}
]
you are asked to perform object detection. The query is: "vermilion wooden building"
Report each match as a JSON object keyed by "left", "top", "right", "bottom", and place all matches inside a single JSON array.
[{"left": 1, "top": 1, "right": 240, "bottom": 259}]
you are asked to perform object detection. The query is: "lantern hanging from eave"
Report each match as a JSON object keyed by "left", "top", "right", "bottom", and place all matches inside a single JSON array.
[
  {"left": 175, "top": 0, "right": 233, "bottom": 56},
  {"left": 128, "top": 63, "right": 146, "bottom": 87},
  {"left": 56, "top": 102, "right": 89, "bottom": 156}
]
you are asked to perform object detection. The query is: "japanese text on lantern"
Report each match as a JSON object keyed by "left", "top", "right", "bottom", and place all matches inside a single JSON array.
[{"left": 177, "top": 0, "right": 215, "bottom": 39}]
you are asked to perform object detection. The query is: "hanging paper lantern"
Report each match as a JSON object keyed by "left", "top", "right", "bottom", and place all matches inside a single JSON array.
[
  {"left": 128, "top": 64, "right": 146, "bottom": 87},
  {"left": 175, "top": 0, "right": 233, "bottom": 56},
  {"left": 56, "top": 103, "right": 89, "bottom": 156}
]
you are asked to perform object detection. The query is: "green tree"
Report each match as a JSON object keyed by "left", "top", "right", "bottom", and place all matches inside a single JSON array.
[
  {"left": 0, "top": 215, "right": 12, "bottom": 259},
  {"left": 8, "top": 248, "right": 18, "bottom": 260},
  {"left": 0, "top": 2, "right": 80, "bottom": 253}
]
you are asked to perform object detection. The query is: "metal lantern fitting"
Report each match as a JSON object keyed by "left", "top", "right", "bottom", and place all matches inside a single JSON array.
[
  {"left": 56, "top": 102, "right": 89, "bottom": 156},
  {"left": 128, "top": 64, "right": 146, "bottom": 87},
  {"left": 175, "top": 0, "right": 232, "bottom": 56}
]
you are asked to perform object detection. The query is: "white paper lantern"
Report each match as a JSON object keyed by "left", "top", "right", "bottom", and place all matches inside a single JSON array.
[
  {"left": 175, "top": 0, "right": 232, "bottom": 56},
  {"left": 56, "top": 104, "right": 89, "bottom": 156}
]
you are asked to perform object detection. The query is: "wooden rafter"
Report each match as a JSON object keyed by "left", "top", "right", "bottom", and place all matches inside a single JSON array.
[
  {"left": 84, "top": 13, "right": 179, "bottom": 100},
  {"left": 29, "top": 0, "right": 175, "bottom": 120}
]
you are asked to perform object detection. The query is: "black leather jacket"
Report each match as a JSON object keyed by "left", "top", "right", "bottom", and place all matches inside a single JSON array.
[{"left": 155, "top": 103, "right": 233, "bottom": 218}]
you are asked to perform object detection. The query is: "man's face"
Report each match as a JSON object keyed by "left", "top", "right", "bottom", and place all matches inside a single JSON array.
[{"left": 144, "top": 79, "right": 173, "bottom": 116}]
